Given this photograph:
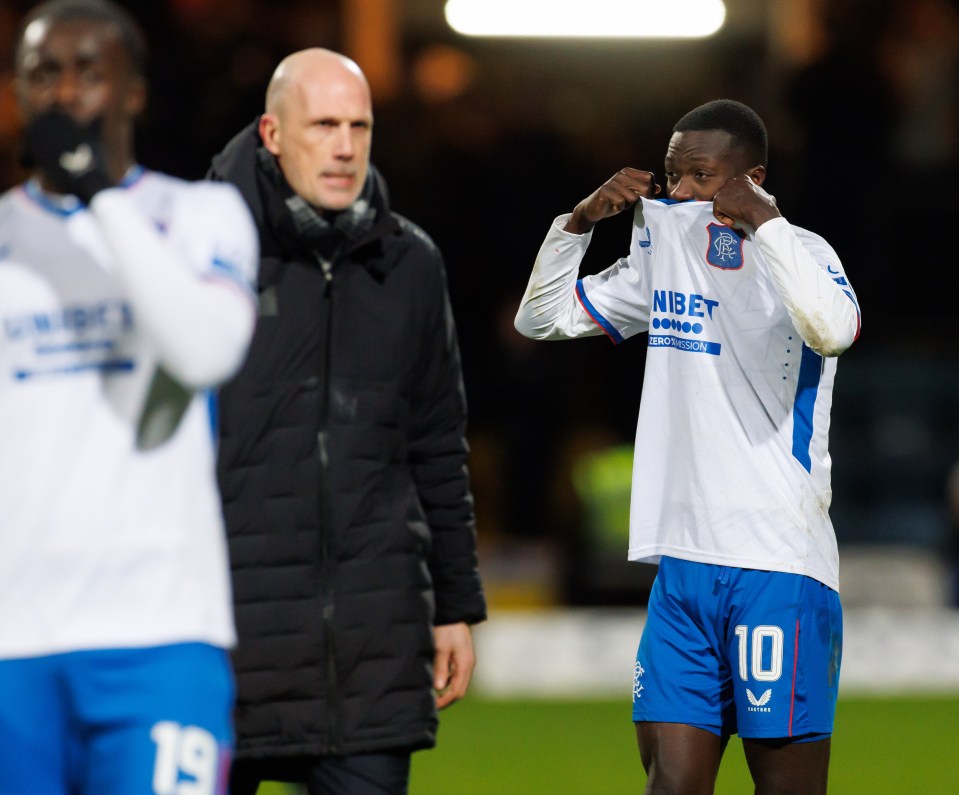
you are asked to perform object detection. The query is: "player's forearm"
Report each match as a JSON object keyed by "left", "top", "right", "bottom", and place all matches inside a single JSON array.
[
  {"left": 755, "top": 218, "right": 860, "bottom": 357},
  {"left": 514, "top": 214, "right": 600, "bottom": 340},
  {"left": 89, "top": 189, "right": 255, "bottom": 389}
]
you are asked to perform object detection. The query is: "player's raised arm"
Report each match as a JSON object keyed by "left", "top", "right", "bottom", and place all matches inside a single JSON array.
[
  {"left": 515, "top": 167, "right": 657, "bottom": 341},
  {"left": 711, "top": 173, "right": 780, "bottom": 234},
  {"left": 565, "top": 167, "right": 660, "bottom": 234},
  {"left": 714, "top": 175, "right": 860, "bottom": 357},
  {"left": 22, "top": 109, "right": 258, "bottom": 391},
  {"left": 90, "top": 185, "right": 258, "bottom": 389}
]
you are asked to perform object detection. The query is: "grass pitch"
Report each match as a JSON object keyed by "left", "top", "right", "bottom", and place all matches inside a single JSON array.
[{"left": 257, "top": 694, "right": 959, "bottom": 793}]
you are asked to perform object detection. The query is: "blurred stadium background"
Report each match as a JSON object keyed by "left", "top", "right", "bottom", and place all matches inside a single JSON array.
[{"left": 2, "top": 0, "right": 958, "bottom": 791}]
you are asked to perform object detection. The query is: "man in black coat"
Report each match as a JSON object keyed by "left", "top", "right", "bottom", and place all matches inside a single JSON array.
[{"left": 208, "top": 48, "right": 487, "bottom": 795}]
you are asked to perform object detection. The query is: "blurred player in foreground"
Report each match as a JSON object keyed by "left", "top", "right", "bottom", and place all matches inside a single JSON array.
[
  {"left": 0, "top": 1, "right": 258, "bottom": 793},
  {"left": 515, "top": 99, "right": 860, "bottom": 793}
]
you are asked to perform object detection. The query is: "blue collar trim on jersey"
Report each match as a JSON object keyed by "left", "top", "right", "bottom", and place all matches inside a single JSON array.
[
  {"left": 22, "top": 165, "right": 147, "bottom": 217},
  {"left": 23, "top": 179, "right": 84, "bottom": 216},
  {"left": 120, "top": 164, "right": 146, "bottom": 188}
]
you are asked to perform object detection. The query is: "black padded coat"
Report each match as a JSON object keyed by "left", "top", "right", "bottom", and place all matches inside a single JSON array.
[{"left": 208, "top": 120, "right": 486, "bottom": 759}]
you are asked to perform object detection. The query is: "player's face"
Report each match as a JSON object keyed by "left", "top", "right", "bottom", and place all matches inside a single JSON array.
[
  {"left": 664, "top": 129, "right": 751, "bottom": 202},
  {"left": 15, "top": 17, "right": 145, "bottom": 155},
  {"left": 264, "top": 73, "right": 373, "bottom": 214}
]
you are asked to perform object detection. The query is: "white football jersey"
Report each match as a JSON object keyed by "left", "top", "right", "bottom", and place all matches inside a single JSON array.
[
  {"left": 0, "top": 168, "right": 257, "bottom": 658},
  {"left": 518, "top": 198, "right": 860, "bottom": 590}
]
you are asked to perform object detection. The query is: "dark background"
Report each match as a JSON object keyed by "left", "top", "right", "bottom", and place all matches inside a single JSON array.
[{"left": 3, "top": 0, "right": 958, "bottom": 605}]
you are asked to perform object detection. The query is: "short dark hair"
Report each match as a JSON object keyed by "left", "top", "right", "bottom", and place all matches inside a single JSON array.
[
  {"left": 14, "top": 0, "right": 147, "bottom": 77},
  {"left": 673, "top": 99, "right": 768, "bottom": 168}
]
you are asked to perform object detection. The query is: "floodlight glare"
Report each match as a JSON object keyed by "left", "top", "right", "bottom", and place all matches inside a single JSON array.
[{"left": 445, "top": 0, "right": 727, "bottom": 39}]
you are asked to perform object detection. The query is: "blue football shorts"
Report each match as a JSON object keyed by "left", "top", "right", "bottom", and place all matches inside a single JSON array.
[
  {"left": 632, "top": 556, "right": 842, "bottom": 741},
  {"left": 0, "top": 642, "right": 234, "bottom": 795}
]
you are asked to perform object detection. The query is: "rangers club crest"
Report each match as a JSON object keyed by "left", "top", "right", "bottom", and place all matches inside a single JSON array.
[{"left": 706, "top": 223, "right": 744, "bottom": 270}]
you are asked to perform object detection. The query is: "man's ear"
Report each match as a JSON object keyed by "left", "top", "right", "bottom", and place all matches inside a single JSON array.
[
  {"left": 749, "top": 165, "right": 767, "bottom": 186},
  {"left": 124, "top": 75, "right": 147, "bottom": 118},
  {"left": 259, "top": 113, "right": 281, "bottom": 155}
]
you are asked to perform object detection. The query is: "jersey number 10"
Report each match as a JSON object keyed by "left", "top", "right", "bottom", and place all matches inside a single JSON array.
[{"left": 734, "top": 624, "right": 784, "bottom": 682}]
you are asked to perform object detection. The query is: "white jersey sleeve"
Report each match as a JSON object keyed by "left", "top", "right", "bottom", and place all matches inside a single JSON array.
[
  {"left": 755, "top": 217, "right": 860, "bottom": 357},
  {"left": 514, "top": 214, "right": 605, "bottom": 340},
  {"left": 90, "top": 182, "right": 258, "bottom": 389},
  {"left": 515, "top": 204, "right": 667, "bottom": 344}
]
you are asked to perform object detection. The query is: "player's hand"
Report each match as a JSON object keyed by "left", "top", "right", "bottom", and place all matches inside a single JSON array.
[
  {"left": 712, "top": 175, "right": 780, "bottom": 235},
  {"left": 565, "top": 167, "right": 660, "bottom": 234},
  {"left": 433, "top": 622, "right": 476, "bottom": 709},
  {"left": 20, "top": 109, "right": 113, "bottom": 204}
]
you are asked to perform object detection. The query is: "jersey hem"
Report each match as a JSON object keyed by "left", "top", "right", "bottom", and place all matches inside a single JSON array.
[
  {"left": 0, "top": 630, "right": 236, "bottom": 661},
  {"left": 627, "top": 547, "right": 839, "bottom": 592}
]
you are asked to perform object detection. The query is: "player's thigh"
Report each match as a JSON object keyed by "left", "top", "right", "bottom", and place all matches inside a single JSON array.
[
  {"left": 742, "top": 735, "right": 830, "bottom": 795},
  {"left": 73, "top": 643, "right": 235, "bottom": 795},
  {"left": 0, "top": 655, "right": 70, "bottom": 795},
  {"left": 636, "top": 722, "right": 725, "bottom": 795},
  {"left": 727, "top": 571, "right": 842, "bottom": 740},
  {"left": 633, "top": 558, "right": 735, "bottom": 734}
]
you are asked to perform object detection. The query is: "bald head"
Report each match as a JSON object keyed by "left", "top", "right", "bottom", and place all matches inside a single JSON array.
[
  {"left": 259, "top": 48, "right": 374, "bottom": 213},
  {"left": 265, "top": 48, "right": 370, "bottom": 117}
]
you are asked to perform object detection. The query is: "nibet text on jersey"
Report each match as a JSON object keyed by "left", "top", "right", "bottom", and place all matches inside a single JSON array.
[
  {"left": 652, "top": 290, "right": 719, "bottom": 319},
  {"left": 4, "top": 300, "right": 133, "bottom": 342}
]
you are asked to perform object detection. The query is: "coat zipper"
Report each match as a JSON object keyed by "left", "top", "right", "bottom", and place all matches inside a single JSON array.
[{"left": 315, "top": 255, "right": 340, "bottom": 753}]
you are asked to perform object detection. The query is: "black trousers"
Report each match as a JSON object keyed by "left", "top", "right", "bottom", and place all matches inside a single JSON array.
[{"left": 229, "top": 753, "right": 412, "bottom": 795}]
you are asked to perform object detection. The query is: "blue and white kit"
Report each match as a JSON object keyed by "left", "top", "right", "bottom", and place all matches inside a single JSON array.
[
  {"left": 516, "top": 197, "right": 859, "bottom": 738},
  {"left": 515, "top": 198, "right": 860, "bottom": 592},
  {"left": 0, "top": 169, "right": 257, "bottom": 794}
]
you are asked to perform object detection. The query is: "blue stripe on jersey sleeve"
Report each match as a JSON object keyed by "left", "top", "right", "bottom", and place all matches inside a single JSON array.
[
  {"left": 575, "top": 279, "right": 624, "bottom": 345},
  {"left": 791, "top": 344, "right": 823, "bottom": 472}
]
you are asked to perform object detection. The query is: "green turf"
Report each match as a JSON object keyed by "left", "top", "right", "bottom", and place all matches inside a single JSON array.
[{"left": 251, "top": 694, "right": 959, "bottom": 793}]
